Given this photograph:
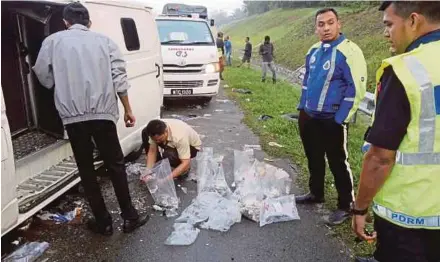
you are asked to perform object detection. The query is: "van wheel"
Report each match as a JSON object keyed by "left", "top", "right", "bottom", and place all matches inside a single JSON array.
[
  {"left": 124, "top": 145, "right": 144, "bottom": 162},
  {"left": 200, "top": 97, "right": 212, "bottom": 104}
]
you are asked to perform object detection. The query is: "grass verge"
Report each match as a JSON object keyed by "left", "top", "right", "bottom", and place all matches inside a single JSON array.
[{"left": 223, "top": 65, "right": 375, "bottom": 256}]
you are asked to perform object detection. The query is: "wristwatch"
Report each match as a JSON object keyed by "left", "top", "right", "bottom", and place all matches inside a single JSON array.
[{"left": 351, "top": 207, "right": 369, "bottom": 216}]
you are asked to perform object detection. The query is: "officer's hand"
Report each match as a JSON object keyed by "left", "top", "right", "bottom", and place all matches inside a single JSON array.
[
  {"left": 124, "top": 111, "right": 136, "bottom": 127},
  {"left": 352, "top": 214, "right": 377, "bottom": 242}
]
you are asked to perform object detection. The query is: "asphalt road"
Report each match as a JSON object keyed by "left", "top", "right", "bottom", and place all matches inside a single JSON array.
[{"left": 5, "top": 85, "right": 352, "bottom": 262}]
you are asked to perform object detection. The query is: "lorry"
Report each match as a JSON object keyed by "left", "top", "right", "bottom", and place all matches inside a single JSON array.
[
  {"left": 156, "top": 4, "right": 220, "bottom": 104},
  {"left": 1, "top": 0, "right": 164, "bottom": 236}
]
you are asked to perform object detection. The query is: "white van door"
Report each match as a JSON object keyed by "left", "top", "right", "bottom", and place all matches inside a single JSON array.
[
  {"left": 83, "top": 2, "right": 163, "bottom": 155},
  {"left": 1, "top": 87, "right": 19, "bottom": 233}
]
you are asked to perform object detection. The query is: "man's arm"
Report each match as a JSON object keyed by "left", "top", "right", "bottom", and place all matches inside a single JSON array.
[
  {"left": 355, "top": 145, "right": 395, "bottom": 210},
  {"left": 334, "top": 47, "right": 367, "bottom": 124},
  {"left": 32, "top": 38, "right": 54, "bottom": 89},
  {"left": 108, "top": 38, "right": 130, "bottom": 96},
  {"left": 108, "top": 38, "right": 135, "bottom": 126},
  {"left": 146, "top": 143, "right": 158, "bottom": 169},
  {"left": 297, "top": 52, "right": 311, "bottom": 110},
  {"left": 170, "top": 159, "right": 191, "bottom": 179}
]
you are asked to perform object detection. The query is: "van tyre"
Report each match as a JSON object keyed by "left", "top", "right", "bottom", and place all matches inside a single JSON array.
[{"left": 124, "top": 145, "right": 144, "bottom": 162}]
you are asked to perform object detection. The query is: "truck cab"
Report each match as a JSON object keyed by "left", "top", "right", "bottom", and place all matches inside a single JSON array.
[{"left": 155, "top": 16, "right": 220, "bottom": 104}]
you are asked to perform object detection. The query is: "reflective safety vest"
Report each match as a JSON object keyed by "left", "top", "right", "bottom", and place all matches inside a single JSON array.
[{"left": 372, "top": 40, "right": 440, "bottom": 229}]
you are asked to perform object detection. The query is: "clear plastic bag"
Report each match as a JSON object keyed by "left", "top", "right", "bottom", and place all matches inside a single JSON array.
[
  {"left": 196, "top": 148, "right": 230, "bottom": 197},
  {"left": 199, "top": 194, "right": 241, "bottom": 232},
  {"left": 198, "top": 159, "right": 231, "bottom": 198},
  {"left": 145, "top": 159, "right": 179, "bottom": 208},
  {"left": 233, "top": 149, "right": 255, "bottom": 185},
  {"left": 175, "top": 192, "right": 241, "bottom": 232},
  {"left": 260, "top": 164, "right": 292, "bottom": 199},
  {"left": 3, "top": 241, "right": 50, "bottom": 262},
  {"left": 164, "top": 223, "right": 200, "bottom": 246},
  {"left": 259, "top": 195, "right": 300, "bottom": 227}
]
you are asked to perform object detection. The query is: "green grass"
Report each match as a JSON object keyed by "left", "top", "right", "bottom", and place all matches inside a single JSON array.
[
  {"left": 223, "top": 65, "right": 375, "bottom": 256},
  {"left": 222, "top": 7, "right": 390, "bottom": 91}
]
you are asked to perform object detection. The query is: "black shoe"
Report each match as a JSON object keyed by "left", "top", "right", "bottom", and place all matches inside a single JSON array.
[
  {"left": 295, "top": 193, "right": 325, "bottom": 204},
  {"left": 123, "top": 214, "right": 150, "bottom": 233},
  {"left": 87, "top": 219, "right": 113, "bottom": 236},
  {"left": 354, "top": 256, "right": 378, "bottom": 262},
  {"left": 327, "top": 209, "right": 351, "bottom": 225}
]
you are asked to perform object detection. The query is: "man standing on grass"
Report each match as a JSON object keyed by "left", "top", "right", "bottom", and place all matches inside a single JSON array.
[
  {"left": 296, "top": 8, "right": 367, "bottom": 226},
  {"left": 238, "top": 36, "right": 252, "bottom": 68},
  {"left": 225, "top": 35, "right": 232, "bottom": 66},
  {"left": 259, "top": 35, "right": 276, "bottom": 84},
  {"left": 353, "top": 2, "right": 440, "bottom": 261},
  {"left": 32, "top": 2, "right": 149, "bottom": 235}
]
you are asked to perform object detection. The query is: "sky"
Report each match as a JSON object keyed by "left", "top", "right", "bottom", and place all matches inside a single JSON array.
[{"left": 136, "top": 0, "right": 244, "bottom": 15}]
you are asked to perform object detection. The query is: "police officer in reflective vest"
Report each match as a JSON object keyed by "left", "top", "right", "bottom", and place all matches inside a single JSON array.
[{"left": 353, "top": 2, "right": 440, "bottom": 262}]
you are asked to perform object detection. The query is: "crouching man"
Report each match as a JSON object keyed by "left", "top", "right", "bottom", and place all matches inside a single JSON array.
[{"left": 142, "top": 119, "right": 202, "bottom": 180}]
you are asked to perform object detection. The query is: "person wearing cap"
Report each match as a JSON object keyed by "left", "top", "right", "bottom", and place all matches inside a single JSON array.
[
  {"left": 353, "top": 2, "right": 440, "bottom": 261},
  {"left": 32, "top": 2, "right": 149, "bottom": 236},
  {"left": 295, "top": 8, "right": 367, "bottom": 226}
]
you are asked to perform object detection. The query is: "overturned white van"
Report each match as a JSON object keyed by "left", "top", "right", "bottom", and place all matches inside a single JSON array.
[{"left": 1, "top": 0, "right": 163, "bottom": 236}]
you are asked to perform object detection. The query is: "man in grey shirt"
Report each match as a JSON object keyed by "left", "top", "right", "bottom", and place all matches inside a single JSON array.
[
  {"left": 259, "top": 35, "right": 276, "bottom": 84},
  {"left": 33, "top": 2, "right": 148, "bottom": 236},
  {"left": 238, "top": 36, "right": 252, "bottom": 68}
]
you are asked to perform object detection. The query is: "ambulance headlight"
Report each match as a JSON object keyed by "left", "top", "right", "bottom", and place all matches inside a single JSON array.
[{"left": 205, "top": 63, "right": 219, "bottom": 73}]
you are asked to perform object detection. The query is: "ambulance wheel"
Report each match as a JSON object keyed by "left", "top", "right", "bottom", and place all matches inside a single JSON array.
[{"left": 200, "top": 97, "right": 212, "bottom": 104}]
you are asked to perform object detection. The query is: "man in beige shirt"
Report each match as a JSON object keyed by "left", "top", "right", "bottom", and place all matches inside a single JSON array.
[{"left": 142, "top": 119, "right": 202, "bottom": 179}]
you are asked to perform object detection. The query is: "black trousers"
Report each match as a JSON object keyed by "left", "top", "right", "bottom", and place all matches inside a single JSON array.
[
  {"left": 298, "top": 110, "right": 354, "bottom": 209},
  {"left": 65, "top": 120, "right": 139, "bottom": 225},
  {"left": 374, "top": 215, "right": 440, "bottom": 262}
]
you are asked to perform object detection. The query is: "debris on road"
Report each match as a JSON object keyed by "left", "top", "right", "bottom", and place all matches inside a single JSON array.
[
  {"left": 259, "top": 195, "right": 300, "bottom": 227},
  {"left": 214, "top": 109, "right": 224, "bottom": 112},
  {"left": 258, "top": 115, "right": 273, "bottom": 121},
  {"left": 36, "top": 207, "right": 82, "bottom": 224},
  {"left": 243, "top": 144, "right": 261, "bottom": 151},
  {"left": 281, "top": 113, "right": 299, "bottom": 122},
  {"left": 3, "top": 241, "right": 50, "bottom": 262},
  {"left": 164, "top": 223, "right": 200, "bottom": 246},
  {"left": 152, "top": 205, "right": 165, "bottom": 212},
  {"left": 264, "top": 158, "right": 275, "bottom": 162},
  {"left": 216, "top": 99, "right": 231, "bottom": 103},
  {"left": 126, "top": 162, "right": 146, "bottom": 182},
  {"left": 232, "top": 88, "right": 252, "bottom": 94},
  {"left": 224, "top": 84, "right": 230, "bottom": 88},
  {"left": 268, "top": 142, "right": 284, "bottom": 148},
  {"left": 177, "top": 184, "right": 188, "bottom": 194},
  {"left": 203, "top": 114, "right": 212, "bottom": 117},
  {"left": 165, "top": 208, "right": 179, "bottom": 218}
]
